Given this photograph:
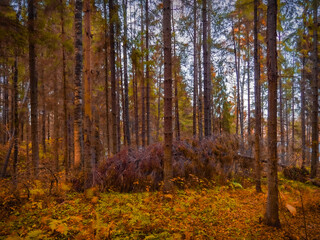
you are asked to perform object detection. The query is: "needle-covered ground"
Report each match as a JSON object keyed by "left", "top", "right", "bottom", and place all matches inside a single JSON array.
[{"left": 1, "top": 176, "right": 320, "bottom": 239}]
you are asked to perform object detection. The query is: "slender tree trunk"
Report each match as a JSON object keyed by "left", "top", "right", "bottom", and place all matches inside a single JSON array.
[
  {"left": 156, "top": 64, "right": 161, "bottom": 141},
  {"left": 41, "top": 71, "right": 46, "bottom": 153},
  {"left": 53, "top": 77, "right": 59, "bottom": 172},
  {"left": 291, "top": 75, "right": 295, "bottom": 161},
  {"left": 116, "top": 42, "right": 121, "bottom": 152},
  {"left": 74, "top": 0, "right": 84, "bottom": 170},
  {"left": 109, "top": 0, "right": 118, "bottom": 154},
  {"left": 246, "top": 25, "right": 251, "bottom": 137},
  {"left": 134, "top": 63, "right": 139, "bottom": 147},
  {"left": 103, "top": 0, "right": 110, "bottom": 155},
  {"left": 198, "top": 34, "right": 203, "bottom": 141},
  {"left": 202, "top": 0, "right": 211, "bottom": 137},
  {"left": 193, "top": 0, "right": 198, "bottom": 138},
  {"left": 13, "top": 57, "right": 18, "bottom": 182},
  {"left": 145, "top": 0, "right": 150, "bottom": 145},
  {"left": 278, "top": 33, "right": 285, "bottom": 165},
  {"left": 310, "top": 0, "right": 318, "bottom": 178},
  {"left": 163, "top": 0, "right": 173, "bottom": 192},
  {"left": 172, "top": 4, "right": 180, "bottom": 141},
  {"left": 266, "top": 0, "right": 280, "bottom": 227},
  {"left": 60, "top": 0, "right": 69, "bottom": 177},
  {"left": 123, "top": 0, "right": 130, "bottom": 146},
  {"left": 28, "top": 0, "right": 39, "bottom": 176},
  {"left": 254, "top": 0, "right": 262, "bottom": 193},
  {"left": 84, "top": 0, "right": 94, "bottom": 186},
  {"left": 301, "top": 55, "right": 306, "bottom": 167},
  {"left": 140, "top": 2, "right": 146, "bottom": 148}
]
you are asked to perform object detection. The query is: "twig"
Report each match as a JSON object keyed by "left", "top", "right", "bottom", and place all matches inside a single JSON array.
[{"left": 298, "top": 188, "right": 308, "bottom": 240}]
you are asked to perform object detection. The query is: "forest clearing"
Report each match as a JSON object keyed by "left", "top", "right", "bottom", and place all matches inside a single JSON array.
[{"left": 0, "top": 0, "right": 319, "bottom": 238}]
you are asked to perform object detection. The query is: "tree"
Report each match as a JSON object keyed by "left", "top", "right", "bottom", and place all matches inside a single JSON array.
[
  {"left": 28, "top": 0, "right": 39, "bottom": 176},
  {"left": 123, "top": 0, "right": 130, "bottom": 146},
  {"left": 74, "top": 0, "right": 84, "bottom": 170},
  {"left": 254, "top": 0, "right": 262, "bottom": 193},
  {"left": 310, "top": 0, "right": 318, "bottom": 179},
  {"left": 109, "top": 0, "right": 118, "bottom": 154},
  {"left": 202, "top": 0, "right": 211, "bottom": 137},
  {"left": 266, "top": 0, "right": 280, "bottom": 227},
  {"left": 163, "top": 0, "right": 173, "bottom": 192},
  {"left": 193, "top": 0, "right": 198, "bottom": 138}
]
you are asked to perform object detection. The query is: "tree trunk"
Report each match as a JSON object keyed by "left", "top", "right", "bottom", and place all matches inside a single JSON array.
[
  {"left": 163, "top": 0, "right": 173, "bottom": 192},
  {"left": 193, "top": 0, "right": 198, "bottom": 138},
  {"left": 246, "top": 25, "right": 251, "bottom": 137},
  {"left": 109, "top": 0, "right": 118, "bottom": 154},
  {"left": 123, "top": 0, "right": 131, "bottom": 146},
  {"left": 145, "top": 0, "right": 150, "bottom": 145},
  {"left": 28, "top": 0, "right": 39, "bottom": 176},
  {"left": 53, "top": 76, "right": 59, "bottom": 172},
  {"left": 266, "top": 0, "right": 280, "bottom": 227},
  {"left": 74, "top": 0, "right": 84, "bottom": 170},
  {"left": 202, "top": 0, "right": 211, "bottom": 137},
  {"left": 310, "top": 0, "right": 318, "bottom": 178},
  {"left": 278, "top": 33, "right": 285, "bottom": 165},
  {"left": 141, "top": 1, "right": 145, "bottom": 148},
  {"left": 254, "top": 0, "right": 262, "bottom": 193},
  {"left": 103, "top": 0, "right": 110, "bottom": 155},
  {"left": 172, "top": 4, "right": 180, "bottom": 141},
  {"left": 60, "top": 0, "right": 69, "bottom": 177},
  {"left": 301, "top": 55, "right": 306, "bottom": 167},
  {"left": 13, "top": 57, "right": 18, "bottom": 182}
]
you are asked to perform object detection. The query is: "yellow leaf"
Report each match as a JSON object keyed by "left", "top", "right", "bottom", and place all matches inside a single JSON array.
[{"left": 286, "top": 204, "right": 297, "bottom": 216}]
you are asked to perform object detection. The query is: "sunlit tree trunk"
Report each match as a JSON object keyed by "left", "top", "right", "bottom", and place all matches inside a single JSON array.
[
  {"left": 73, "top": 0, "right": 84, "bottom": 170},
  {"left": 266, "top": 0, "right": 280, "bottom": 227}
]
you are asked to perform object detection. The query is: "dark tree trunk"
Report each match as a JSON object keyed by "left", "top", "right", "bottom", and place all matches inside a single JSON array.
[
  {"left": 53, "top": 77, "right": 59, "bottom": 172},
  {"left": 146, "top": 0, "right": 150, "bottom": 145},
  {"left": 28, "top": 0, "right": 39, "bottom": 176},
  {"left": 123, "top": 0, "right": 130, "bottom": 146},
  {"left": 254, "top": 0, "right": 262, "bottom": 193},
  {"left": 310, "top": 0, "right": 318, "bottom": 178},
  {"left": 13, "top": 57, "right": 18, "bottom": 182},
  {"left": 202, "top": 0, "right": 211, "bottom": 137},
  {"left": 163, "top": 0, "right": 173, "bottom": 192},
  {"left": 60, "top": 0, "right": 69, "bottom": 176},
  {"left": 103, "top": 0, "right": 110, "bottom": 155},
  {"left": 193, "top": 0, "right": 198, "bottom": 138},
  {"left": 266, "top": 0, "right": 280, "bottom": 227},
  {"left": 172, "top": 4, "right": 180, "bottom": 141},
  {"left": 109, "top": 0, "right": 118, "bottom": 154}
]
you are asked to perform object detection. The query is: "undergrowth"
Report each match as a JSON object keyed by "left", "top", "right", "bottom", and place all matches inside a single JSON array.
[{"left": 1, "top": 176, "right": 320, "bottom": 239}]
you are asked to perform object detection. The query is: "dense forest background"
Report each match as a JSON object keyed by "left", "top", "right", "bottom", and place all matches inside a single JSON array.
[{"left": 0, "top": 0, "right": 319, "bottom": 236}]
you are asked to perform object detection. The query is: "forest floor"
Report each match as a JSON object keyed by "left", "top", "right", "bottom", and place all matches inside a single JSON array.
[{"left": 0, "top": 175, "right": 320, "bottom": 240}]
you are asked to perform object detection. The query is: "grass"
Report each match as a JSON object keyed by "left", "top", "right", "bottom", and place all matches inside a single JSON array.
[{"left": 0, "top": 177, "right": 320, "bottom": 239}]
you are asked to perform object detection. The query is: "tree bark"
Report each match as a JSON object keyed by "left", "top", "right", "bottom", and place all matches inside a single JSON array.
[
  {"left": 202, "top": 0, "right": 211, "bottom": 137},
  {"left": 28, "top": 0, "right": 39, "bottom": 176},
  {"left": 266, "top": 0, "right": 280, "bottom": 227},
  {"left": 109, "top": 0, "right": 118, "bottom": 154},
  {"left": 254, "top": 0, "right": 262, "bottom": 193},
  {"left": 145, "top": 0, "right": 150, "bottom": 145},
  {"left": 123, "top": 0, "right": 130, "bottom": 146},
  {"left": 163, "top": 0, "right": 173, "bottom": 192},
  {"left": 310, "top": 0, "right": 318, "bottom": 178},
  {"left": 73, "top": 0, "right": 84, "bottom": 170},
  {"left": 193, "top": 0, "right": 198, "bottom": 138}
]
